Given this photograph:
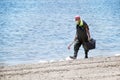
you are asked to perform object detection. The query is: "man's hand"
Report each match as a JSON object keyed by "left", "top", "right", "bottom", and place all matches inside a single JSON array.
[
  {"left": 67, "top": 41, "right": 75, "bottom": 50},
  {"left": 88, "top": 37, "right": 91, "bottom": 41},
  {"left": 68, "top": 44, "right": 72, "bottom": 50}
]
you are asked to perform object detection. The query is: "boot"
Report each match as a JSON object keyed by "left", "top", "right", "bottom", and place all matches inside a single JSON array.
[{"left": 69, "top": 56, "right": 76, "bottom": 59}]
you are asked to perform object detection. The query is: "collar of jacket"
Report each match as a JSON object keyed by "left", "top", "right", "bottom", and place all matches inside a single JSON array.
[{"left": 79, "top": 19, "right": 83, "bottom": 27}]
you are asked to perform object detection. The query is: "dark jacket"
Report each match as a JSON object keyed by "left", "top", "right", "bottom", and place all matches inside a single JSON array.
[{"left": 76, "top": 20, "right": 89, "bottom": 42}]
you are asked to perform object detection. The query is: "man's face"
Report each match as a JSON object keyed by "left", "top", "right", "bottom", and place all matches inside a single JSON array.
[{"left": 75, "top": 19, "right": 80, "bottom": 25}]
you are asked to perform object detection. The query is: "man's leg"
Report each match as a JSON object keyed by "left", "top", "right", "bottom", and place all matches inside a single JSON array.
[
  {"left": 85, "top": 50, "right": 89, "bottom": 58},
  {"left": 70, "top": 39, "right": 81, "bottom": 59},
  {"left": 83, "top": 43, "right": 89, "bottom": 58}
]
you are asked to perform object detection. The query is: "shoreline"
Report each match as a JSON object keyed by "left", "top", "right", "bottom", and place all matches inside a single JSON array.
[{"left": 0, "top": 56, "right": 120, "bottom": 80}]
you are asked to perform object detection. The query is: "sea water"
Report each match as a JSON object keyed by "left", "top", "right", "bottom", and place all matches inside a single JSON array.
[{"left": 0, "top": 0, "right": 120, "bottom": 65}]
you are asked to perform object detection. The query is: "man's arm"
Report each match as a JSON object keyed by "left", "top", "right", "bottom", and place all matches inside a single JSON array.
[
  {"left": 84, "top": 21, "right": 91, "bottom": 40},
  {"left": 68, "top": 34, "right": 77, "bottom": 50},
  {"left": 85, "top": 27, "right": 91, "bottom": 40},
  {"left": 74, "top": 34, "right": 78, "bottom": 41}
]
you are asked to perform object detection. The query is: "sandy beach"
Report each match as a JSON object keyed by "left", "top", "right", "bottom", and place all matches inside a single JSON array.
[{"left": 0, "top": 56, "right": 120, "bottom": 80}]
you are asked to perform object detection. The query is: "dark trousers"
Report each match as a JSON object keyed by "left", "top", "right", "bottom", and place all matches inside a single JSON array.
[{"left": 74, "top": 39, "right": 89, "bottom": 58}]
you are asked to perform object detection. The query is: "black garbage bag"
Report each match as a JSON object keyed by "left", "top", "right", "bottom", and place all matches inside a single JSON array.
[{"left": 84, "top": 38, "right": 96, "bottom": 50}]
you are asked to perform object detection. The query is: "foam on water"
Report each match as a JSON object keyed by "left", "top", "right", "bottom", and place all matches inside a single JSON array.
[{"left": 115, "top": 54, "right": 120, "bottom": 56}]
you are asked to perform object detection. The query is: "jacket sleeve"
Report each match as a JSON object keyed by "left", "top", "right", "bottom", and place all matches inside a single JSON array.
[{"left": 83, "top": 21, "right": 89, "bottom": 30}]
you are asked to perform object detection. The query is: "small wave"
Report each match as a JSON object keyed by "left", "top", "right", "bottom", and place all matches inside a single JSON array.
[
  {"left": 115, "top": 54, "right": 120, "bottom": 56},
  {"left": 38, "top": 60, "right": 48, "bottom": 63}
]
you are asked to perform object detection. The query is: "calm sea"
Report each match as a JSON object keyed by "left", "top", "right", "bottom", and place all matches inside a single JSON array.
[{"left": 0, "top": 0, "right": 120, "bottom": 65}]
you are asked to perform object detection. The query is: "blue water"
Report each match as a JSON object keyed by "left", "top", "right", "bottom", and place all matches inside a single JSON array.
[{"left": 0, "top": 0, "right": 120, "bottom": 65}]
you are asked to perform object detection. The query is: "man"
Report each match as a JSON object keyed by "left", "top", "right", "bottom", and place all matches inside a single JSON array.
[{"left": 68, "top": 16, "right": 91, "bottom": 59}]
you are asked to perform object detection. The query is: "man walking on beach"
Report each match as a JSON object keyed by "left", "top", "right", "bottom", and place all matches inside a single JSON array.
[{"left": 68, "top": 16, "right": 91, "bottom": 59}]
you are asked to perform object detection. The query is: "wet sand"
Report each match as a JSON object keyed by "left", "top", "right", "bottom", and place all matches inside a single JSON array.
[{"left": 0, "top": 56, "right": 120, "bottom": 80}]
